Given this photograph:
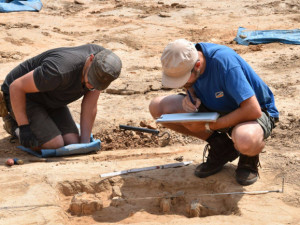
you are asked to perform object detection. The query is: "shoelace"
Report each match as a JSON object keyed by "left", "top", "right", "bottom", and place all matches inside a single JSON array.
[
  {"left": 203, "top": 143, "right": 223, "bottom": 163},
  {"left": 240, "top": 155, "right": 261, "bottom": 168},
  {"left": 202, "top": 143, "right": 223, "bottom": 163},
  {"left": 239, "top": 155, "right": 262, "bottom": 177},
  {"left": 202, "top": 144, "right": 210, "bottom": 162}
]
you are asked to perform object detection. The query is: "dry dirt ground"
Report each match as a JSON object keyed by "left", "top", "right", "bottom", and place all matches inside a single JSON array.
[{"left": 0, "top": 0, "right": 300, "bottom": 224}]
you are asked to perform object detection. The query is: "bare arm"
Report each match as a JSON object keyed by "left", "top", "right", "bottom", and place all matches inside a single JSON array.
[
  {"left": 185, "top": 96, "right": 262, "bottom": 132},
  {"left": 210, "top": 95, "right": 262, "bottom": 130},
  {"left": 9, "top": 71, "right": 40, "bottom": 126},
  {"left": 80, "top": 90, "right": 100, "bottom": 143}
]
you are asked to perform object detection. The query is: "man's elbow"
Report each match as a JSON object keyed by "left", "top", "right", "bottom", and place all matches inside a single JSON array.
[
  {"left": 9, "top": 80, "right": 25, "bottom": 95},
  {"left": 242, "top": 96, "right": 263, "bottom": 119},
  {"left": 244, "top": 105, "right": 262, "bottom": 120},
  {"left": 9, "top": 81, "right": 18, "bottom": 95},
  {"left": 253, "top": 108, "right": 262, "bottom": 119}
]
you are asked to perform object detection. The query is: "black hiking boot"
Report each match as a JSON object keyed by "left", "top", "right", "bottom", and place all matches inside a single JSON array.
[
  {"left": 195, "top": 132, "right": 240, "bottom": 178},
  {"left": 236, "top": 154, "right": 260, "bottom": 186}
]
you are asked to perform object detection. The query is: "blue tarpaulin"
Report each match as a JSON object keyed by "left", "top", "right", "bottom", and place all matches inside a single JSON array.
[
  {"left": 0, "top": 0, "right": 42, "bottom": 12},
  {"left": 18, "top": 139, "right": 101, "bottom": 158},
  {"left": 234, "top": 27, "right": 300, "bottom": 46}
]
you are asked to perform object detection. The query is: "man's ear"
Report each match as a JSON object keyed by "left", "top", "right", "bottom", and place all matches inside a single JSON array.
[
  {"left": 89, "top": 54, "right": 95, "bottom": 61},
  {"left": 195, "top": 60, "right": 201, "bottom": 70}
]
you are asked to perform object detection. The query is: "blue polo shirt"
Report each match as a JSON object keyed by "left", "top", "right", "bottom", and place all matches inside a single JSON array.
[{"left": 193, "top": 43, "right": 279, "bottom": 118}]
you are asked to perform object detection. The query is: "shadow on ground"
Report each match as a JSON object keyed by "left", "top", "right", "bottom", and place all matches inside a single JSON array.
[{"left": 58, "top": 163, "right": 244, "bottom": 223}]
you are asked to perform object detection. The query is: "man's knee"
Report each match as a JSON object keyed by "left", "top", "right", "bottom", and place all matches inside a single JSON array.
[
  {"left": 232, "top": 126, "right": 264, "bottom": 156},
  {"left": 149, "top": 97, "right": 163, "bottom": 119},
  {"left": 149, "top": 95, "right": 184, "bottom": 119},
  {"left": 40, "top": 133, "right": 80, "bottom": 149},
  {"left": 63, "top": 133, "right": 80, "bottom": 145},
  {"left": 41, "top": 135, "right": 64, "bottom": 149}
]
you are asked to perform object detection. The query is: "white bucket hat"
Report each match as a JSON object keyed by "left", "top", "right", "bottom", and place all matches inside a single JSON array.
[{"left": 161, "top": 39, "right": 198, "bottom": 88}]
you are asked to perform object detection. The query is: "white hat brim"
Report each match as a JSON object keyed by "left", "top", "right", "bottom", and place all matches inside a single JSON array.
[{"left": 162, "top": 70, "right": 191, "bottom": 89}]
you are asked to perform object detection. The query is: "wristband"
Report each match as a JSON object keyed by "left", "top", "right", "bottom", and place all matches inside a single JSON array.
[{"left": 205, "top": 122, "right": 212, "bottom": 133}]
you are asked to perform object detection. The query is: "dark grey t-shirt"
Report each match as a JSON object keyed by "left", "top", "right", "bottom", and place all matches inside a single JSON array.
[{"left": 1, "top": 44, "right": 104, "bottom": 108}]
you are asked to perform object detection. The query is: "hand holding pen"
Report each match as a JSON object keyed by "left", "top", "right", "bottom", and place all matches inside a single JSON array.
[{"left": 182, "top": 89, "right": 201, "bottom": 112}]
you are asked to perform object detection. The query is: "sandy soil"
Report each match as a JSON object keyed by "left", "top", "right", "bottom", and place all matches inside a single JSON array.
[{"left": 0, "top": 0, "right": 300, "bottom": 224}]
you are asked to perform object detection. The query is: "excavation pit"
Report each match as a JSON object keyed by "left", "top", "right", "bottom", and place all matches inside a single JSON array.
[{"left": 58, "top": 168, "right": 242, "bottom": 223}]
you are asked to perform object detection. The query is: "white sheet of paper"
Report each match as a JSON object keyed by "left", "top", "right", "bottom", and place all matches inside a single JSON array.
[{"left": 156, "top": 112, "right": 220, "bottom": 123}]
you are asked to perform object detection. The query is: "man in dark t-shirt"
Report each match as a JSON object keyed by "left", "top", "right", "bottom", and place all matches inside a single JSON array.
[{"left": 1, "top": 44, "right": 122, "bottom": 149}]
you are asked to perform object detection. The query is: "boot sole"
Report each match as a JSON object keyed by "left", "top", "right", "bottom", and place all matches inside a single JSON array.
[
  {"left": 194, "top": 165, "right": 224, "bottom": 178},
  {"left": 236, "top": 175, "right": 258, "bottom": 186}
]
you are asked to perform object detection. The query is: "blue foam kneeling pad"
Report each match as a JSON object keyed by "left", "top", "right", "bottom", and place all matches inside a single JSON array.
[
  {"left": 0, "top": 0, "right": 43, "bottom": 13},
  {"left": 234, "top": 27, "right": 300, "bottom": 46},
  {"left": 18, "top": 139, "right": 101, "bottom": 158}
]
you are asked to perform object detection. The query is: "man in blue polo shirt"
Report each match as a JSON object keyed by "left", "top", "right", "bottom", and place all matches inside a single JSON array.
[{"left": 149, "top": 39, "right": 279, "bottom": 185}]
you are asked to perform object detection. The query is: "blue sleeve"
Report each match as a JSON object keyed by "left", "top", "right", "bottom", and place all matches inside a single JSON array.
[{"left": 224, "top": 66, "right": 255, "bottom": 106}]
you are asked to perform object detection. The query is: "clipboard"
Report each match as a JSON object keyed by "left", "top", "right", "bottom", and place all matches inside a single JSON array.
[{"left": 156, "top": 112, "right": 220, "bottom": 123}]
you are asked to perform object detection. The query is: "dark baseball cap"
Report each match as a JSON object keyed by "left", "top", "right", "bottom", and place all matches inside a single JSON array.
[{"left": 88, "top": 49, "right": 122, "bottom": 90}]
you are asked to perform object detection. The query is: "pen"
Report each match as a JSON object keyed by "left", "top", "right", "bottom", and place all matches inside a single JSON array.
[{"left": 187, "top": 90, "right": 196, "bottom": 105}]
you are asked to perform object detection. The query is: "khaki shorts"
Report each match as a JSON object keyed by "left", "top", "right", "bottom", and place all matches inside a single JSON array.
[{"left": 5, "top": 94, "right": 78, "bottom": 145}]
